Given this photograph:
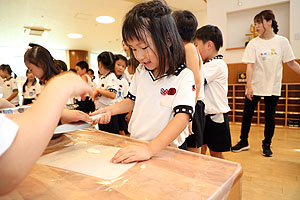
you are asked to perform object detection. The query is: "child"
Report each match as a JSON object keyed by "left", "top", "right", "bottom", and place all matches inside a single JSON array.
[
  {"left": 0, "top": 64, "right": 20, "bottom": 106},
  {"left": 93, "top": 51, "right": 119, "bottom": 134},
  {"left": 91, "top": 0, "right": 196, "bottom": 163},
  {"left": 193, "top": 25, "right": 231, "bottom": 159},
  {"left": 0, "top": 72, "right": 93, "bottom": 195},
  {"left": 75, "top": 61, "right": 95, "bottom": 113},
  {"left": 87, "top": 69, "right": 97, "bottom": 91},
  {"left": 24, "top": 43, "right": 89, "bottom": 123},
  {"left": 22, "top": 69, "right": 41, "bottom": 105},
  {"left": 55, "top": 60, "right": 68, "bottom": 72},
  {"left": 114, "top": 54, "right": 129, "bottom": 135},
  {"left": 173, "top": 10, "right": 205, "bottom": 153},
  {"left": 231, "top": 10, "right": 300, "bottom": 156}
]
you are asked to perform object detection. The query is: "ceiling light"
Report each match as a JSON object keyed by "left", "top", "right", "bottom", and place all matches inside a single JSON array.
[
  {"left": 67, "top": 33, "right": 83, "bottom": 39},
  {"left": 96, "top": 16, "right": 115, "bottom": 24},
  {"left": 24, "top": 26, "right": 51, "bottom": 36}
]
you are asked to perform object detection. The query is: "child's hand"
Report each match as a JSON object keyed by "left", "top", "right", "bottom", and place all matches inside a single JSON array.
[
  {"left": 90, "top": 108, "right": 112, "bottom": 125},
  {"left": 111, "top": 145, "right": 153, "bottom": 164},
  {"left": 125, "top": 112, "right": 132, "bottom": 123},
  {"left": 91, "top": 89, "right": 102, "bottom": 101},
  {"left": 188, "top": 121, "right": 194, "bottom": 135},
  {"left": 60, "top": 109, "right": 92, "bottom": 124}
]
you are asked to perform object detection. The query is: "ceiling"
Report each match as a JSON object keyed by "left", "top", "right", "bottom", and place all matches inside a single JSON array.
[{"left": 0, "top": 0, "right": 206, "bottom": 54}]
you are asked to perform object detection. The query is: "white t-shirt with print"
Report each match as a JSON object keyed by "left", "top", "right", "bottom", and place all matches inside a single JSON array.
[
  {"left": 242, "top": 35, "right": 295, "bottom": 96},
  {"left": 0, "top": 114, "right": 19, "bottom": 156},
  {"left": 116, "top": 76, "right": 129, "bottom": 103},
  {"left": 127, "top": 64, "right": 196, "bottom": 147},
  {"left": 203, "top": 56, "right": 230, "bottom": 115},
  {"left": 23, "top": 81, "right": 41, "bottom": 99},
  {"left": 94, "top": 72, "right": 118, "bottom": 109},
  {"left": 2, "top": 77, "right": 19, "bottom": 106}
]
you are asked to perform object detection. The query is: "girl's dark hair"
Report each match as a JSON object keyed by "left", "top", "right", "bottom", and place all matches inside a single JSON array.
[
  {"left": 254, "top": 10, "right": 278, "bottom": 34},
  {"left": 55, "top": 60, "right": 68, "bottom": 71},
  {"left": 0, "top": 64, "right": 17, "bottom": 78},
  {"left": 172, "top": 10, "right": 198, "bottom": 42},
  {"left": 88, "top": 69, "right": 95, "bottom": 80},
  {"left": 97, "top": 51, "right": 115, "bottom": 72},
  {"left": 23, "top": 69, "right": 37, "bottom": 93},
  {"left": 194, "top": 25, "right": 223, "bottom": 51},
  {"left": 24, "top": 43, "right": 60, "bottom": 81},
  {"left": 76, "top": 61, "right": 89, "bottom": 72},
  {"left": 122, "top": 0, "right": 185, "bottom": 77},
  {"left": 114, "top": 54, "right": 128, "bottom": 65}
]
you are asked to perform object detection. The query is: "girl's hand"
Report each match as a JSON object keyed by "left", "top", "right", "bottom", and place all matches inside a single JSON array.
[
  {"left": 60, "top": 109, "right": 92, "bottom": 124},
  {"left": 111, "top": 145, "right": 153, "bottom": 164},
  {"left": 90, "top": 108, "right": 112, "bottom": 125},
  {"left": 125, "top": 112, "right": 132, "bottom": 123},
  {"left": 246, "top": 87, "right": 253, "bottom": 101},
  {"left": 188, "top": 121, "right": 194, "bottom": 135},
  {"left": 91, "top": 89, "right": 102, "bottom": 101}
]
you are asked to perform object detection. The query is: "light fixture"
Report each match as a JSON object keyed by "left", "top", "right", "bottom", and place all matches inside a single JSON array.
[
  {"left": 96, "top": 16, "right": 115, "bottom": 24},
  {"left": 67, "top": 33, "right": 83, "bottom": 39},
  {"left": 24, "top": 26, "right": 51, "bottom": 36}
]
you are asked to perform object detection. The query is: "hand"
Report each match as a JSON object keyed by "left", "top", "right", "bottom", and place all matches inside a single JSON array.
[
  {"left": 111, "top": 145, "right": 153, "bottom": 164},
  {"left": 60, "top": 109, "right": 92, "bottom": 124},
  {"left": 125, "top": 112, "right": 132, "bottom": 124},
  {"left": 246, "top": 87, "right": 253, "bottom": 101},
  {"left": 91, "top": 88, "right": 102, "bottom": 101},
  {"left": 188, "top": 121, "right": 194, "bottom": 135},
  {"left": 90, "top": 108, "right": 112, "bottom": 125}
]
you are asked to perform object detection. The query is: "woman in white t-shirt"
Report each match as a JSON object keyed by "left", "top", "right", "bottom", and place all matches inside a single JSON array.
[{"left": 231, "top": 10, "right": 300, "bottom": 157}]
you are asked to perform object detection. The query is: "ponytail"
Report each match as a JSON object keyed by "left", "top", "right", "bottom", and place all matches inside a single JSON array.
[{"left": 0, "top": 64, "right": 17, "bottom": 78}]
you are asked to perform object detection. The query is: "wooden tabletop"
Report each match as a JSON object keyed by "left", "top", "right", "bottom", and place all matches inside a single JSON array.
[{"left": 1, "top": 128, "right": 242, "bottom": 200}]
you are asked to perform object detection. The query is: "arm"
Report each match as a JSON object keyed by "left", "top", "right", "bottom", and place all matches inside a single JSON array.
[
  {"left": 0, "top": 98, "right": 15, "bottom": 108},
  {"left": 286, "top": 60, "right": 300, "bottom": 75},
  {"left": 246, "top": 63, "right": 254, "bottom": 101},
  {"left": 185, "top": 44, "right": 201, "bottom": 103},
  {"left": 6, "top": 90, "right": 18, "bottom": 102},
  {"left": 111, "top": 113, "right": 190, "bottom": 164},
  {"left": 0, "top": 73, "right": 92, "bottom": 195},
  {"left": 93, "top": 88, "right": 116, "bottom": 99}
]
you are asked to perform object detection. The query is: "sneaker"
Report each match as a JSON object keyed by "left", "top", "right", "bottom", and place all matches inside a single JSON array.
[
  {"left": 262, "top": 143, "right": 273, "bottom": 157},
  {"left": 231, "top": 140, "right": 250, "bottom": 152}
]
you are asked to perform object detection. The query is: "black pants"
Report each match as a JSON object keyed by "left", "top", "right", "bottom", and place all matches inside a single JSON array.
[{"left": 240, "top": 95, "right": 279, "bottom": 144}]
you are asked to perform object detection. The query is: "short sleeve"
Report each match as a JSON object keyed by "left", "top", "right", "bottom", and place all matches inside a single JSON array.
[
  {"left": 281, "top": 37, "right": 295, "bottom": 63},
  {"left": 0, "top": 114, "right": 19, "bottom": 156},
  {"left": 128, "top": 66, "right": 140, "bottom": 98},
  {"left": 11, "top": 79, "right": 18, "bottom": 91},
  {"left": 106, "top": 74, "right": 118, "bottom": 93},
  {"left": 203, "top": 63, "right": 224, "bottom": 84},
  {"left": 172, "top": 70, "right": 196, "bottom": 121},
  {"left": 242, "top": 40, "right": 256, "bottom": 64}
]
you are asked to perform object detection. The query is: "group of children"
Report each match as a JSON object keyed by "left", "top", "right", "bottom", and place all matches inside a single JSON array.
[{"left": 3, "top": 0, "right": 300, "bottom": 195}]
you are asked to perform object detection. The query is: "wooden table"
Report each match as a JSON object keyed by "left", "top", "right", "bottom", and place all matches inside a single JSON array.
[{"left": 1, "top": 128, "right": 242, "bottom": 200}]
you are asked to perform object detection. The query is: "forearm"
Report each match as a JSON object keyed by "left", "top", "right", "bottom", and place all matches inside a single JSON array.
[
  {"left": 246, "top": 63, "right": 254, "bottom": 89},
  {"left": 287, "top": 60, "right": 300, "bottom": 74},
  {"left": 97, "top": 88, "right": 116, "bottom": 99},
  {"left": 107, "top": 98, "right": 134, "bottom": 116},
  {"left": 147, "top": 113, "right": 189, "bottom": 155},
  {"left": 6, "top": 90, "right": 18, "bottom": 101},
  {"left": 0, "top": 98, "right": 15, "bottom": 108}
]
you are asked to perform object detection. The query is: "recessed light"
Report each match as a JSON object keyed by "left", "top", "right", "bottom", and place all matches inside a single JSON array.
[
  {"left": 96, "top": 16, "right": 115, "bottom": 24},
  {"left": 67, "top": 33, "right": 83, "bottom": 39}
]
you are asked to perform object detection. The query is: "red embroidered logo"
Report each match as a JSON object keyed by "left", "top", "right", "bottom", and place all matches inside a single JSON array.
[{"left": 160, "top": 88, "right": 176, "bottom": 95}]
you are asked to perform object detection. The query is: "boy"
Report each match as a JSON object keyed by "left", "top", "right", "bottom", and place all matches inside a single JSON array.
[{"left": 193, "top": 25, "right": 231, "bottom": 159}]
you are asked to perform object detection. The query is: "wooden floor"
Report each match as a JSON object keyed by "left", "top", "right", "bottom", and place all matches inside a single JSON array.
[{"left": 221, "top": 124, "right": 300, "bottom": 200}]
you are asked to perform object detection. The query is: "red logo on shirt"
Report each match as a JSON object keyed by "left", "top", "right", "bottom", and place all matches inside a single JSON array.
[{"left": 160, "top": 88, "right": 176, "bottom": 95}]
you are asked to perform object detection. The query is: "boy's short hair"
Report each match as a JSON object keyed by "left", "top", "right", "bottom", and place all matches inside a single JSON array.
[
  {"left": 194, "top": 25, "right": 223, "bottom": 51},
  {"left": 76, "top": 61, "right": 89, "bottom": 72},
  {"left": 172, "top": 10, "right": 198, "bottom": 42}
]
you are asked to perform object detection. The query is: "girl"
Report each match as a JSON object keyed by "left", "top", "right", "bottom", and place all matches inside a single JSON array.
[
  {"left": 0, "top": 64, "right": 20, "bottom": 106},
  {"left": 93, "top": 51, "right": 119, "bottom": 134},
  {"left": 114, "top": 54, "right": 129, "bottom": 135},
  {"left": 91, "top": 0, "right": 196, "bottom": 163},
  {"left": 231, "top": 10, "right": 300, "bottom": 157},
  {"left": 75, "top": 61, "right": 95, "bottom": 113},
  {"left": 22, "top": 69, "right": 41, "bottom": 105},
  {"left": 24, "top": 43, "right": 90, "bottom": 124}
]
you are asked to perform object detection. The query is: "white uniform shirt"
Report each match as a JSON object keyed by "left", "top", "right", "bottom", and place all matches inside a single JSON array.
[
  {"left": 0, "top": 114, "right": 19, "bottom": 156},
  {"left": 203, "top": 56, "right": 230, "bottom": 115},
  {"left": 2, "top": 77, "right": 19, "bottom": 106},
  {"left": 242, "top": 35, "right": 295, "bottom": 96},
  {"left": 127, "top": 64, "right": 196, "bottom": 147},
  {"left": 94, "top": 72, "right": 118, "bottom": 109},
  {"left": 198, "top": 52, "right": 205, "bottom": 101},
  {"left": 23, "top": 81, "right": 41, "bottom": 99},
  {"left": 116, "top": 75, "right": 129, "bottom": 103},
  {"left": 123, "top": 68, "right": 134, "bottom": 84}
]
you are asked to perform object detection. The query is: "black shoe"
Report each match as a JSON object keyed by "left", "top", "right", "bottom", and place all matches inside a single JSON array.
[
  {"left": 231, "top": 140, "right": 250, "bottom": 152},
  {"left": 262, "top": 143, "right": 273, "bottom": 157}
]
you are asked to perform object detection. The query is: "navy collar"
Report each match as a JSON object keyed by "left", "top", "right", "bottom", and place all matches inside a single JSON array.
[
  {"left": 203, "top": 55, "right": 223, "bottom": 64},
  {"left": 146, "top": 64, "right": 186, "bottom": 82}
]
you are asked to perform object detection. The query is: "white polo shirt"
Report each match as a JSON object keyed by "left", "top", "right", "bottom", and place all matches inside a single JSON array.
[
  {"left": 198, "top": 51, "right": 205, "bottom": 101},
  {"left": 94, "top": 72, "right": 118, "bottom": 109},
  {"left": 242, "top": 35, "right": 295, "bottom": 96},
  {"left": 126, "top": 64, "right": 196, "bottom": 147},
  {"left": 23, "top": 81, "right": 41, "bottom": 99},
  {"left": 116, "top": 75, "right": 129, "bottom": 103},
  {"left": 203, "top": 55, "right": 230, "bottom": 115},
  {"left": 2, "top": 77, "right": 19, "bottom": 106},
  {"left": 0, "top": 114, "right": 19, "bottom": 156}
]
